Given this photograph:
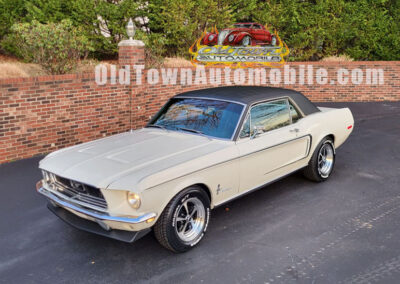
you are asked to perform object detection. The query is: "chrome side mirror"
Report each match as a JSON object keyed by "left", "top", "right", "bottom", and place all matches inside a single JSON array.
[{"left": 250, "top": 126, "right": 263, "bottom": 139}]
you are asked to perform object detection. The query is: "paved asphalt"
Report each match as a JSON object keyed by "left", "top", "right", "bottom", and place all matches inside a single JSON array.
[{"left": 1, "top": 102, "right": 400, "bottom": 284}]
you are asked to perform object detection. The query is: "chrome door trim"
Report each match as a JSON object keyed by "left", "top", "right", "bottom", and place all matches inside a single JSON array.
[
  {"left": 235, "top": 96, "right": 306, "bottom": 141},
  {"left": 175, "top": 96, "right": 247, "bottom": 107},
  {"left": 238, "top": 134, "right": 312, "bottom": 159}
]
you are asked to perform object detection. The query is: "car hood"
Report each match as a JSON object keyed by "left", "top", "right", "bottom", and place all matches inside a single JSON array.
[{"left": 39, "top": 128, "right": 232, "bottom": 190}]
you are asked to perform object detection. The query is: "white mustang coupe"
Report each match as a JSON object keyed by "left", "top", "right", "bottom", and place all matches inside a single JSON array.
[{"left": 36, "top": 86, "right": 354, "bottom": 252}]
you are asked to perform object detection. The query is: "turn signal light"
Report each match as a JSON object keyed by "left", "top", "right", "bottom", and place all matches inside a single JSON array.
[
  {"left": 146, "top": 217, "right": 156, "bottom": 223},
  {"left": 36, "top": 180, "right": 43, "bottom": 192}
]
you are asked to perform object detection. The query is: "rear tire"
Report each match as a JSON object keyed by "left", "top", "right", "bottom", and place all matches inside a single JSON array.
[
  {"left": 271, "top": 35, "right": 277, "bottom": 46},
  {"left": 154, "top": 186, "right": 210, "bottom": 253},
  {"left": 303, "top": 137, "right": 335, "bottom": 182}
]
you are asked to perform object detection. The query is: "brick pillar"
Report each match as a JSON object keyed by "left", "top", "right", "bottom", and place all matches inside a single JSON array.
[
  {"left": 118, "top": 38, "right": 145, "bottom": 131},
  {"left": 118, "top": 39, "right": 145, "bottom": 66}
]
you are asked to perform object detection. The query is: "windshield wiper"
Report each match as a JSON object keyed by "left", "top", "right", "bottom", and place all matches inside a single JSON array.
[
  {"left": 146, "top": 124, "right": 168, "bottom": 131},
  {"left": 176, "top": 127, "right": 203, "bottom": 134},
  {"left": 176, "top": 127, "right": 212, "bottom": 140}
]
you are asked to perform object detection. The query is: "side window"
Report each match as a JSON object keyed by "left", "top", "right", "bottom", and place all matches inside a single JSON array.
[
  {"left": 289, "top": 101, "right": 301, "bottom": 123},
  {"left": 239, "top": 115, "right": 250, "bottom": 138},
  {"left": 250, "top": 99, "right": 290, "bottom": 133}
]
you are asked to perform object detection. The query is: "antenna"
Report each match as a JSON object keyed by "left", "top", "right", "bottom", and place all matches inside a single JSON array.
[{"left": 129, "top": 90, "right": 133, "bottom": 132}]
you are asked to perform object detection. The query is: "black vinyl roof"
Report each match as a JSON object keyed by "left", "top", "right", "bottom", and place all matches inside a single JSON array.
[{"left": 174, "top": 86, "right": 320, "bottom": 115}]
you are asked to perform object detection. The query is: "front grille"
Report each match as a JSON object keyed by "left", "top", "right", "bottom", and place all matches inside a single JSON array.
[
  {"left": 218, "top": 30, "right": 229, "bottom": 45},
  {"left": 47, "top": 173, "right": 108, "bottom": 211}
]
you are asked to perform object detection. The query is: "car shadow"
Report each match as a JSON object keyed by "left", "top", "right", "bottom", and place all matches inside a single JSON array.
[{"left": 65, "top": 170, "right": 317, "bottom": 258}]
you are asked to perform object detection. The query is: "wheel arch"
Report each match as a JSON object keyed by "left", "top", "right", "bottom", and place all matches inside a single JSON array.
[
  {"left": 315, "top": 134, "right": 336, "bottom": 154},
  {"left": 326, "top": 134, "right": 335, "bottom": 144},
  {"left": 191, "top": 183, "right": 212, "bottom": 204},
  {"left": 235, "top": 32, "right": 252, "bottom": 42},
  {"left": 147, "top": 179, "right": 214, "bottom": 224},
  {"left": 325, "top": 134, "right": 336, "bottom": 154},
  {"left": 308, "top": 133, "right": 336, "bottom": 160}
]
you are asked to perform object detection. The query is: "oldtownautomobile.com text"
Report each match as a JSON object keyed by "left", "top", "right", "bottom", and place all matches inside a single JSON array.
[{"left": 95, "top": 64, "right": 384, "bottom": 86}]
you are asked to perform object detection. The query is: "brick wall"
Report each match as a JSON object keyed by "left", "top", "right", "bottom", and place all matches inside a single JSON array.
[
  {"left": 1, "top": 61, "right": 399, "bottom": 164},
  {"left": 0, "top": 74, "right": 131, "bottom": 163}
]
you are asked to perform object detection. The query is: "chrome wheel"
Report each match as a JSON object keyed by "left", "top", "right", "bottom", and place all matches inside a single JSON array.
[
  {"left": 271, "top": 36, "right": 277, "bottom": 46},
  {"left": 175, "top": 197, "right": 206, "bottom": 242},
  {"left": 318, "top": 142, "right": 334, "bottom": 178},
  {"left": 242, "top": 36, "right": 251, "bottom": 46}
]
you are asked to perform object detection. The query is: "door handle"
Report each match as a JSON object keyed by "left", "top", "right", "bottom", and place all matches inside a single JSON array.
[{"left": 290, "top": 128, "right": 300, "bottom": 133}]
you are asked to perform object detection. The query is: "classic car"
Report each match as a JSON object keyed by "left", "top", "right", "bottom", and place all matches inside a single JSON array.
[
  {"left": 36, "top": 86, "right": 354, "bottom": 253},
  {"left": 202, "top": 22, "right": 277, "bottom": 46}
]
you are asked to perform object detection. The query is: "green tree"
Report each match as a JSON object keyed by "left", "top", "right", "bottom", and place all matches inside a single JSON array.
[
  {"left": 0, "top": 0, "right": 26, "bottom": 40},
  {"left": 156, "top": 0, "right": 234, "bottom": 56},
  {"left": 1, "top": 0, "right": 400, "bottom": 61},
  {"left": 1, "top": 0, "right": 146, "bottom": 58},
  {"left": 342, "top": 0, "right": 400, "bottom": 60}
]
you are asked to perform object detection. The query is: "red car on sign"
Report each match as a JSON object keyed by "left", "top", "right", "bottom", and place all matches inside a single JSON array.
[{"left": 202, "top": 22, "right": 278, "bottom": 47}]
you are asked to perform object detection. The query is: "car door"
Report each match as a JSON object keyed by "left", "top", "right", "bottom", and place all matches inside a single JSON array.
[
  {"left": 251, "top": 24, "right": 267, "bottom": 43},
  {"left": 235, "top": 98, "right": 311, "bottom": 192}
]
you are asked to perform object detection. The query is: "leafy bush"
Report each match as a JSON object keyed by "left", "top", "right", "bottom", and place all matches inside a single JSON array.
[
  {"left": 4, "top": 20, "right": 93, "bottom": 74},
  {"left": 140, "top": 32, "right": 167, "bottom": 68}
]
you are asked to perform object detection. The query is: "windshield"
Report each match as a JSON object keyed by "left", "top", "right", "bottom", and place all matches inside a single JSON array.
[
  {"left": 233, "top": 24, "right": 252, "bottom": 28},
  {"left": 148, "top": 98, "right": 244, "bottom": 139}
]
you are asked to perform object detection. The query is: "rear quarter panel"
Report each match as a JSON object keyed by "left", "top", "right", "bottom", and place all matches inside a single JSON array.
[{"left": 305, "top": 107, "right": 354, "bottom": 154}]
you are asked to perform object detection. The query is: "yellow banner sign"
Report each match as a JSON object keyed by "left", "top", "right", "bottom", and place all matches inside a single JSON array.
[{"left": 189, "top": 26, "right": 289, "bottom": 68}]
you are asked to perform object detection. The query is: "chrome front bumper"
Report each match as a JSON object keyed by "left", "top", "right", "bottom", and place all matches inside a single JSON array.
[
  {"left": 38, "top": 186, "right": 156, "bottom": 224},
  {"left": 36, "top": 180, "right": 156, "bottom": 227},
  {"left": 36, "top": 180, "right": 156, "bottom": 242}
]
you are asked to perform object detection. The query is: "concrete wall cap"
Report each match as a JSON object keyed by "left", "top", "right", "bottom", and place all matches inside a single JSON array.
[{"left": 118, "top": 39, "right": 145, "bottom": 47}]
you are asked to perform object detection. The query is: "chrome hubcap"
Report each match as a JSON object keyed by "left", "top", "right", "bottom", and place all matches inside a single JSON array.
[
  {"left": 175, "top": 198, "right": 206, "bottom": 242},
  {"left": 318, "top": 143, "right": 334, "bottom": 178},
  {"left": 242, "top": 37, "right": 250, "bottom": 46}
]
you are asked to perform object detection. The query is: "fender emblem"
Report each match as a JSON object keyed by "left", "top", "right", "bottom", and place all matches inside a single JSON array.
[
  {"left": 216, "top": 184, "right": 221, "bottom": 195},
  {"left": 216, "top": 184, "right": 232, "bottom": 195}
]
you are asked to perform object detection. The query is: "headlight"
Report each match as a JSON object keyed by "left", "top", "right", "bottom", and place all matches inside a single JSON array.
[
  {"left": 228, "top": 34, "right": 235, "bottom": 42},
  {"left": 208, "top": 34, "right": 215, "bottom": 41},
  {"left": 127, "top": 192, "right": 141, "bottom": 209}
]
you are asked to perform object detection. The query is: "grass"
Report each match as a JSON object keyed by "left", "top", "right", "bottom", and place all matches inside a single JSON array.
[
  {"left": 0, "top": 53, "right": 46, "bottom": 78},
  {"left": 0, "top": 53, "right": 355, "bottom": 79},
  {"left": 0, "top": 54, "right": 193, "bottom": 79},
  {"left": 321, "top": 54, "right": 354, "bottom": 62},
  {"left": 0, "top": 54, "right": 121, "bottom": 79},
  {"left": 0, "top": 62, "right": 47, "bottom": 78},
  {"left": 163, "top": 57, "right": 193, "bottom": 67}
]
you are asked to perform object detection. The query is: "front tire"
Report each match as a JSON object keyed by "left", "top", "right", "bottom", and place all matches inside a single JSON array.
[
  {"left": 303, "top": 137, "right": 335, "bottom": 182},
  {"left": 241, "top": 36, "right": 251, "bottom": 46},
  {"left": 154, "top": 186, "right": 210, "bottom": 253}
]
